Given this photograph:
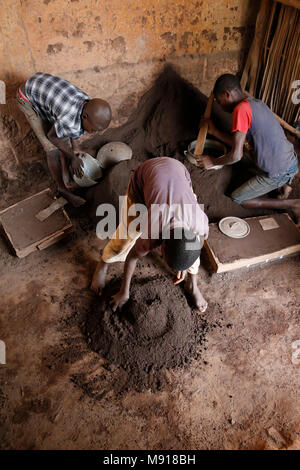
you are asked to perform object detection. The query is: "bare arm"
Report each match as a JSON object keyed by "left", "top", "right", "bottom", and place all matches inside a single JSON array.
[
  {"left": 47, "top": 125, "right": 84, "bottom": 177},
  {"left": 71, "top": 138, "right": 81, "bottom": 154},
  {"left": 202, "top": 118, "right": 234, "bottom": 147},
  {"left": 212, "top": 126, "right": 234, "bottom": 147},
  {"left": 211, "top": 130, "right": 246, "bottom": 166},
  {"left": 110, "top": 244, "right": 143, "bottom": 311},
  {"left": 47, "top": 124, "right": 75, "bottom": 160},
  {"left": 199, "top": 130, "right": 246, "bottom": 169}
]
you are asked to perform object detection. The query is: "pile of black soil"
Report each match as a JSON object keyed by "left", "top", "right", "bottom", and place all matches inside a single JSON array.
[
  {"left": 83, "top": 275, "right": 209, "bottom": 392},
  {"left": 82, "top": 64, "right": 232, "bottom": 161},
  {"left": 83, "top": 65, "right": 299, "bottom": 222}
]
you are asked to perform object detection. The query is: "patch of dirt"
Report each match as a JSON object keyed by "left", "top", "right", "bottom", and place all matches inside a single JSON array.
[{"left": 0, "top": 161, "right": 50, "bottom": 210}]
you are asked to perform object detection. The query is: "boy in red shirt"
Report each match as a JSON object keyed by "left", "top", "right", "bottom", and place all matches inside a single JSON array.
[{"left": 199, "top": 74, "right": 300, "bottom": 225}]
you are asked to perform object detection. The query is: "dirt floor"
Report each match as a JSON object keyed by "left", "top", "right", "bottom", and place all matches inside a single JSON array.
[{"left": 0, "top": 67, "right": 300, "bottom": 450}]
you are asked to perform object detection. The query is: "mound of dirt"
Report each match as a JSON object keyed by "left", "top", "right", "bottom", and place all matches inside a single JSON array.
[
  {"left": 84, "top": 65, "right": 299, "bottom": 221},
  {"left": 82, "top": 64, "right": 232, "bottom": 160},
  {"left": 84, "top": 275, "right": 209, "bottom": 391}
]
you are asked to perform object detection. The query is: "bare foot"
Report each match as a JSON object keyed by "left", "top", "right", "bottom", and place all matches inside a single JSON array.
[
  {"left": 58, "top": 187, "right": 86, "bottom": 207},
  {"left": 91, "top": 260, "right": 108, "bottom": 295},
  {"left": 184, "top": 273, "right": 208, "bottom": 313},
  {"left": 278, "top": 184, "right": 292, "bottom": 200},
  {"left": 290, "top": 200, "right": 300, "bottom": 227}
]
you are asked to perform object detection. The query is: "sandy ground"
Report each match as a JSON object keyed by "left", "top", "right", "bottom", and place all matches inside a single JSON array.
[{"left": 0, "top": 192, "right": 299, "bottom": 449}]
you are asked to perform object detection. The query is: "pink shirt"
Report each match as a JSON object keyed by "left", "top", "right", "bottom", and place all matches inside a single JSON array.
[{"left": 128, "top": 157, "right": 209, "bottom": 256}]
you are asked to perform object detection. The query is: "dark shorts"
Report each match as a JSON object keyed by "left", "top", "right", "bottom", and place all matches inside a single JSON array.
[{"left": 16, "top": 89, "right": 56, "bottom": 153}]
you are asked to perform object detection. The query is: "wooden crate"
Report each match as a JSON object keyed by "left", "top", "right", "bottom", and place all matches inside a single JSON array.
[
  {"left": 0, "top": 188, "right": 73, "bottom": 258},
  {"left": 204, "top": 213, "right": 300, "bottom": 273}
]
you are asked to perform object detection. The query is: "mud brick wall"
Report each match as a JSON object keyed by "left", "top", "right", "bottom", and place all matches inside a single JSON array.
[{"left": 0, "top": 0, "right": 259, "bottom": 176}]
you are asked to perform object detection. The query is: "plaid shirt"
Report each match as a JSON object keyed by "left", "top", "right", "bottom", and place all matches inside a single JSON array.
[{"left": 25, "top": 72, "right": 90, "bottom": 139}]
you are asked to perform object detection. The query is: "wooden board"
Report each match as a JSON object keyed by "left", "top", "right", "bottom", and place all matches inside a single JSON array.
[
  {"left": 0, "top": 188, "right": 73, "bottom": 258},
  {"left": 0, "top": 80, "right": 5, "bottom": 104},
  {"left": 194, "top": 92, "right": 214, "bottom": 157},
  {"left": 35, "top": 197, "right": 68, "bottom": 221},
  {"left": 241, "top": 0, "right": 300, "bottom": 132},
  {"left": 204, "top": 213, "right": 300, "bottom": 273},
  {"left": 277, "top": 0, "right": 300, "bottom": 9}
]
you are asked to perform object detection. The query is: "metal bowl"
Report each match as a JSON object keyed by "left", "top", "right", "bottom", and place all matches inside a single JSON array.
[
  {"left": 184, "top": 138, "right": 227, "bottom": 169},
  {"left": 73, "top": 153, "right": 103, "bottom": 187},
  {"left": 96, "top": 141, "right": 133, "bottom": 170}
]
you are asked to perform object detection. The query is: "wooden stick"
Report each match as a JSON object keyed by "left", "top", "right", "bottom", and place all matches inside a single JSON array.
[
  {"left": 276, "top": 0, "right": 300, "bottom": 9},
  {"left": 194, "top": 92, "right": 214, "bottom": 157},
  {"left": 241, "top": 0, "right": 271, "bottom": 93}
]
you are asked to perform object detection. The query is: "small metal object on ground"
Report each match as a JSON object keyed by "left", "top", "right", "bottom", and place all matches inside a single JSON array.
[
  {"left": 73, "top": 153, "right": 103, "bottom": 187},
  {"left": 0, "top": 188, "right": 73, "bottom": 258},
  {"left": 184, "top": 138, "right": 226, "bottom": 168},
  {"left": 96, "top": 142, "right": 133, "bottom": 169},
  {"left": 204, "top": 213, "right": 300, "bottom": 273}
]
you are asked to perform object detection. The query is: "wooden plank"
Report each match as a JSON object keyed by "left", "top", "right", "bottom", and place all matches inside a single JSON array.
[
  {"left": 15, "top": 244, "right": 38, "bottom": 259},
  {"left": 37, "top": 227, "right": 73, "bottom": 250},
  {"left": 242, "top": 1, "right": 299, "bottom": 127},
  {"left": 205, "top": 240, "right": 300, "bottom": 273},
  {"left": 276, "top": 0, "right": 300, "bottom": 9},
  {"left": 241, "top": 0, "right": 272, "bottom": 93},
  {"left": 36, "top": 197, "right": 68, "bottom": 222},
  {"left": 0, "top": 80, "right": 5, "bottom": 104},
  {"left": 194, "top": 92, "right": 214, "bottom": 157},
  {"left": 261, "top": 6, "right": 285, "bottom": 105}
]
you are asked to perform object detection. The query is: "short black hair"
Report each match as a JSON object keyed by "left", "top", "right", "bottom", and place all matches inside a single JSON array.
[
  {"left": 163, "top": 227, "right": 201, "bottom": 270},
  {"left": 213, "top": 74, "right": 242, "bottom": 97}
]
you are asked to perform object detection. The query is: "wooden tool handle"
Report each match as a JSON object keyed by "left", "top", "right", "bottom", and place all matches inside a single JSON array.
[{"left": 194, "top": 92, "right": 214, "bottom": 157}]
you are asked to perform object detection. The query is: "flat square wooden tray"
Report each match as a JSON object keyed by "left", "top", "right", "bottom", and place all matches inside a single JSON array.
[
  {"left": 204, "top": 213, "right": 300, "bottom": 273},
  {"left": 0, "top": 188, "right": 73, "bottom": 258}
]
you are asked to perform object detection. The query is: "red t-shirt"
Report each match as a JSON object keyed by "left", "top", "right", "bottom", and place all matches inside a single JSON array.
[{"left": 232, "top": 98, "right": 252, "bottom": 134}]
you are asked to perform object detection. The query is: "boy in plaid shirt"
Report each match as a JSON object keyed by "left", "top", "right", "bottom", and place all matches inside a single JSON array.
[{"left": 17, "top": 72, "right": 111, "bottom": 206}]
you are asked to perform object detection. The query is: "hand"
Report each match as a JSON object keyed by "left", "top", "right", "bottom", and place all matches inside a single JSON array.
[
  {"left": 110, "top": 290, "right": 129, "bottom": 311},
  {"left": 70, "top": 155, "right": 84, "bottom": 178},
  {"left": 198, "top": 155, "right": 215, "bottom": 169},
  {"left": 200, "top": 117, "right": 216, "bottom": 135},
  {"left": 173, "top": 270, "right": 187, "bottom": 285}
]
